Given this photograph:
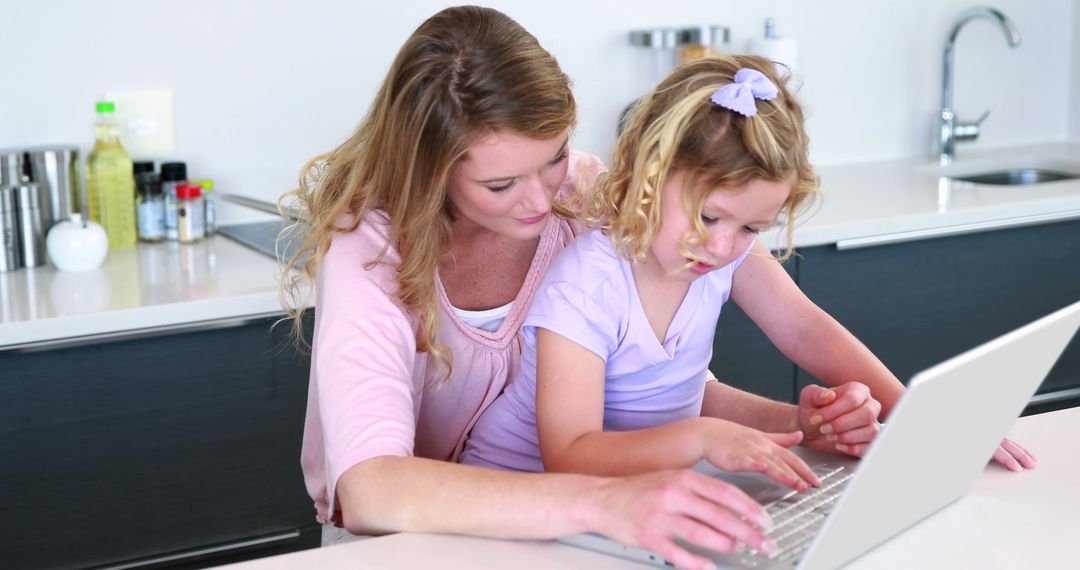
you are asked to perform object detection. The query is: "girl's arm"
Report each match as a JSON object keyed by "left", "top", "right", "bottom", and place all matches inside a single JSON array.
[
  {"left": 700, "top": 377, "right": 879, "bottom": 456},
  {"left": 728, "top": 241, "right": 1036, "bottom": 468},
  {"left": 534, "top": 328, "right": 819, "bottom": 490},
  {"left": 729, "top": 241, "right": 905, "bottom": 417},
  {"left": 700, "top": 379, "right": 798, "bottom": 433}
]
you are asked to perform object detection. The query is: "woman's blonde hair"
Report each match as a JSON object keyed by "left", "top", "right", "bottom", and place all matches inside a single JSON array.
[
  {"left": 279, "top": 6, "right": 576, "bottom": 379},
  {"left": 589, "top": 54, "right": 818, "bottom": 262}
]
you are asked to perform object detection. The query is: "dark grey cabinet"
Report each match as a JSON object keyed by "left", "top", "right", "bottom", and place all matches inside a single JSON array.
[
  {"left": 712, "top": 220, "right": 1080, "bottom": 414},
  {"left": 796, "top": 219, "right": 1080, "bottom": 415},
  {"left": 0, "top": 314, "right": 319, "bottom": 569}
]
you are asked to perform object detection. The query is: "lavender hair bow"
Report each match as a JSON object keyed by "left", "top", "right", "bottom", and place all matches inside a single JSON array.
[{"left": 710, "top": 68, "right": 779, "bottom": 117}]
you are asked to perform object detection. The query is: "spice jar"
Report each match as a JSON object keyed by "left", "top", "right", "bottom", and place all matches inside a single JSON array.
[
  {"left": 175, "top": 183, "right": 205, "bottom": 243},
  {"left": 135, "top": 171, "right": 165, "bottom": 242},
  {"left": 676, "top": 25, "right": 731, "bottom": 65}
]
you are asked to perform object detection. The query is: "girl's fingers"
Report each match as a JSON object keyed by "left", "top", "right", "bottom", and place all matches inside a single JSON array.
[
  {"left": 754, "top": 455, "right": 809, "bottom": 492},
  {"left": 765, "top": 430, "right": 804, "bottom": 448},
  {"left": 1000, "top": 438, "right": 1037, "bottom": 469},
  {"left": 992, "top": 446, "right": 1022, "bottom": 472},
  {"left": 778, "top": 447, "right": 821, "bottom": 487}
]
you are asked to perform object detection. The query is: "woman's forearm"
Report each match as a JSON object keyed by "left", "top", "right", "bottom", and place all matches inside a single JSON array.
[
  {"left": 337, "top": 455, "right": 605, "bottom": 538},
  {"left": 338, "top": 453, "right": 779, "bottom": 568}
]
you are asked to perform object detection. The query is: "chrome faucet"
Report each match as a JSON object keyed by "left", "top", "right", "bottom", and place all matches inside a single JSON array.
[{"left": 938, "top": 6, "right": 1021, "bottom": 165}]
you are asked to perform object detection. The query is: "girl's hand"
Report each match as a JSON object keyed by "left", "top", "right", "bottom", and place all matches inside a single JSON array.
[
  {"left": 991, "top": 437, "right": 1037, "bottom": 471},
  {"left": 701, "top": 419, "right": 821, "bottom": 493},
  {"left": 797, "top": 383, "right": 882, "bottom": 457},
  {"left": 591, "top": 469, "right": 774, "bottom": 570}
]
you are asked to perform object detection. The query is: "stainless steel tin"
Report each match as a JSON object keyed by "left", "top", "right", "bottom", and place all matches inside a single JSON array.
[
  {"left": 27, "top": 145, "right": 81, "bottom": 230},
  {"left": 14, "top": 182, "right": 46, "bottom": 268},
  {"left": 0, "top": 185, "right": 20, "bottom": 272},
  {"left": 0, "top": 149, "right": 26, "bottom": 186}
]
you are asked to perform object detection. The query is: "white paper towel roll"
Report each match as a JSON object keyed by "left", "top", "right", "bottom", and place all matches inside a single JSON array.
[{"left": 748, "top": 36, "right": 799, "bottom": 74}]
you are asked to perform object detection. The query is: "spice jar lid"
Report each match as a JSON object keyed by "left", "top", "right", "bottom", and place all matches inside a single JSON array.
[
  {"left": 161, "top": 161, "right": 187, "bottom": 182},
  {"left": 176, "top": 183, "right": 202, "bottom": 200}
]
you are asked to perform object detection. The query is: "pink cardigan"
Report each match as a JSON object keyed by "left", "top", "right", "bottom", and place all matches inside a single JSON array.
[{"left": 300, "top": 152, "right": 602, "bottom": 525}]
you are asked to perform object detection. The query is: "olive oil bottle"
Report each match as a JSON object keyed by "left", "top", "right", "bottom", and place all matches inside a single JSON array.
[{"left": 87, "top": 101, "right": 136, "bottom": 247}]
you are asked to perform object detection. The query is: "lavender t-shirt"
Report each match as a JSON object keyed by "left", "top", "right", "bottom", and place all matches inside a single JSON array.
[{"left": 461, "top": 228, "right": 753, "bottom": 472}]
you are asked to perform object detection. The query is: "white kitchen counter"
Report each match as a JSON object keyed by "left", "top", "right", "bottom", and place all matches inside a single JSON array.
[
  {"left": 213, "top": 406, "right": 1080, "bottom": 570},
  {"left": 2, "top": 142, "right": 1078, "bottom": 350},
  {"left": 761, "top": 141, "right": 1080, "bottom": 250},
  {"left": 0, "top": 236, "right": 295, "bottom": 351}
]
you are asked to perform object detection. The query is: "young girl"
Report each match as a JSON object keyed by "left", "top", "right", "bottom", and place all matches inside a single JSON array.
[{"left": 462, "top": 55, "right": 899, "bottom": 487}]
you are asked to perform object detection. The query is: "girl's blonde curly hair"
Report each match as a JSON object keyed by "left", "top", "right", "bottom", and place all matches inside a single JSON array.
[{"left": 588, "top": 55, "right": 818, "bottom": 263}]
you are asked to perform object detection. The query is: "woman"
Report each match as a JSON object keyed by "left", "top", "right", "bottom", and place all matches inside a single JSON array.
[{"left": 280, "top": 6, "right": 783, "bottom": 568}]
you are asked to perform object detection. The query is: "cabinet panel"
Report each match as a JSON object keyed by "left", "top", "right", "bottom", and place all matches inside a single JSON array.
[
  {"left": 711, "top": 257, "right": 798, "bottom": 404},
  {"left": 0, "top": 315, "right": 318, "bottom": 569},
  {"left": 795, "top": 220, "right": 1080, "bottom": 411}
]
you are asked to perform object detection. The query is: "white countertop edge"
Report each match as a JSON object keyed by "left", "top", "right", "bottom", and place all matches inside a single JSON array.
[
  {"left": 0, "top": 293, "right": 288, "bottom": 351},
  {"left": 763, "top": 201, "right": 1080, "bottom": 250}
]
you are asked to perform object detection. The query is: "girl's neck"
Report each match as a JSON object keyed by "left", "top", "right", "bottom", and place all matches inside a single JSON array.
[{"left": 630, "top": 252, "right": 692, "bottom": 344}]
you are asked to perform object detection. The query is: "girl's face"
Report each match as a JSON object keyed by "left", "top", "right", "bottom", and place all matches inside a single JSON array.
[
  {"left": 648, "top": 170, "right": 791, "bottom": 282},
  {"left": 446, "top": 130, "right": 570, "bottom": 241}
]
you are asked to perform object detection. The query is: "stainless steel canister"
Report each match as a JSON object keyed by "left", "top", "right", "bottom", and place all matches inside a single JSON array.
[
  {"left": 0, "top": 149, "right": 25, "bottom": 186},
  {"left": 0, "top": 185, "right": 20, "bottom": 271},
  {"left": 14, "top": 182, "right": 47, "bottom": 267},
  {"left": 27, "top": 145, "right": 81, "bottom": 230}
]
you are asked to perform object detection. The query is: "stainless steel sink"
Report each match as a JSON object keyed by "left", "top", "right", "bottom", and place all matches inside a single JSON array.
[{"left": 951, "top": 168, "right": 1080, "bottom": 185}]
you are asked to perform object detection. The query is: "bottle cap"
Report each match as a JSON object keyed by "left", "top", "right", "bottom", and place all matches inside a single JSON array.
[
  {"left": 176, "top": 183, "right": 202, "bottom": 200},
  {"left": 161, "top": 161, "right": 187, "bottom": 182},
  {"left": 190, "top": 178, "right": 214, "bottom": 191},
  {"left": 133, "top": 161, "right": 155, "bottom": 175},
  {"left": 96, "top": 101, "right": 116, "bottom": 113}
]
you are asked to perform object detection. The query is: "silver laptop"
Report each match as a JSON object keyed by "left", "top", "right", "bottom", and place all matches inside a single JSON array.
[{"left": 560, "top": 299, "right": 1080, "bottom": 569}]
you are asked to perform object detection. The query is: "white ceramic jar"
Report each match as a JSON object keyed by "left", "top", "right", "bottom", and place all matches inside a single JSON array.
[{"left": 46, "top": 213, "right": 108, "bottom": 271}]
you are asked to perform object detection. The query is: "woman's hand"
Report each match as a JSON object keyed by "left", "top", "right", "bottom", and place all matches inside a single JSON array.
[
  {"left": 991, "top": 437, "right": 1037, "bottom": 471},
  {"left": 591, "top": 469, "right": 774, "bottom": 570},
  {"left": 700, "top": 419, "right": 820, "bottom": 493},
  {"left": 797, "top": 383, "right": 882, "bottom": 457}
]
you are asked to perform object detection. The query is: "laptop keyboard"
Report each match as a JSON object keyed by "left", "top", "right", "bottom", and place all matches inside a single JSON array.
[{"left": 745, "top": 463, "right": 854, "bottom": 564}]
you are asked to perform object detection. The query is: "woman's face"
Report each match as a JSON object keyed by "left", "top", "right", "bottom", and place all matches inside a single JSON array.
[
  {"left": 648, "top": 170, "right": 791, "bottom": 282},
  {"left": 446, "top": 130, "right": 570, "bottom": 241}
]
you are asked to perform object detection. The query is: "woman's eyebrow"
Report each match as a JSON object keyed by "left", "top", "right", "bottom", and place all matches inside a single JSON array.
[{"left": 475, "top": 137, "right": 569, "bottom": 184}]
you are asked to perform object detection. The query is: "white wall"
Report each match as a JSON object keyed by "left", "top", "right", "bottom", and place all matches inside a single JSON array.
[
  {"left": 1071, "top": 0, "right": 1080, "bottom": 140},
  {"left": 3, "top": 0, "right": 1076, "bottom": 223}
]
